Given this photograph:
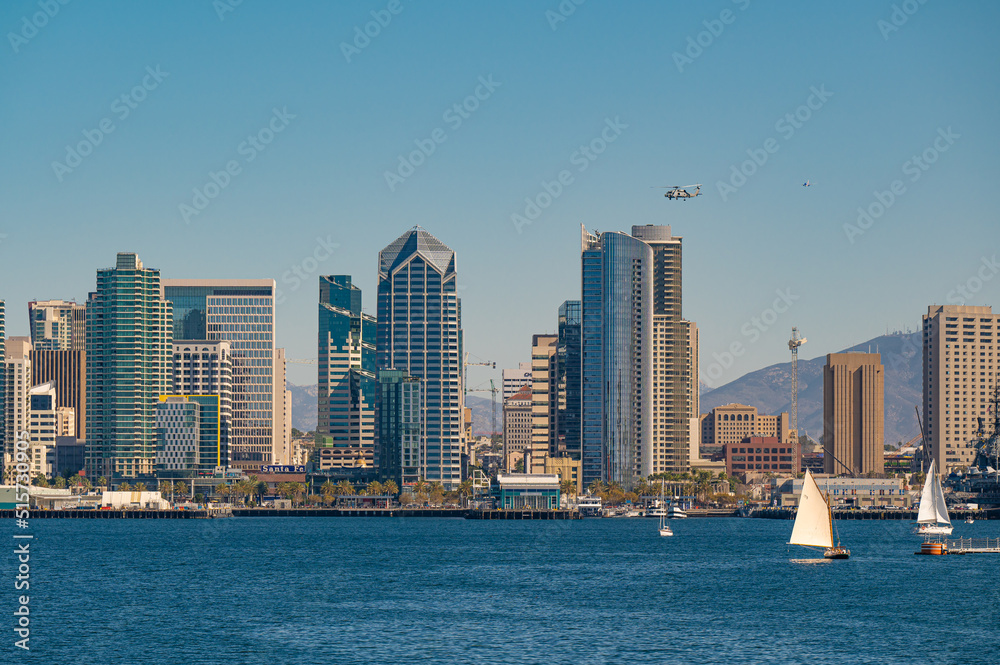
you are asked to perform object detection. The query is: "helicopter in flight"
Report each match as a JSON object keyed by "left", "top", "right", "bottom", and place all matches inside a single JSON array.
[{"left": 654, "top": 184, "right": 702, "bottom": 200}]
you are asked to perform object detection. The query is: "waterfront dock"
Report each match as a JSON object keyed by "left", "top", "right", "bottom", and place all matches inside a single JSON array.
[
  {"left": 465, "top": 509, "right": 579, "bottom": 520},
  {"left": 232, "top": 508, "right": 466, "bottom": 517},
  {"left": 748, "top": 507, "right": 1000, "bottom": 521},
  {"left": 944, "top": 537, "right": 1000, "bottom": 554},
  {"left": 0, "top": 507, "right": 232, "bottom": 519}
]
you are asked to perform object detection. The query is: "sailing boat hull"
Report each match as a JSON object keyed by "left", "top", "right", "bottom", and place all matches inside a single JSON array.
[
  {"left": 823, "top": 547, "right": 850, "bottom": 559},
  {"left": 658, "top": 527, "right": 673, "bottom": 537},
  {"left": 917, "top": 524, "right": 953, "bottom": 535}
]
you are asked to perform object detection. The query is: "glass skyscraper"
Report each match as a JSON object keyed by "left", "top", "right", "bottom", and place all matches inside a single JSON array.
[
  {"left": 581, "top": 227, "right": 653, "bottom": 489},
  {"left": 317, "top": 275, "right": 376, "bottom": 469},
  {"left": 557, "top": 300, "right": 582, "bottom": 459},
  {"left": 377, "top": 227, "right": 463, "bottom": 488},
  {"left": 161, "top": 279, "right": 276, "bottom": 472},
  {"left": 86, "top": 253, "right": 173, "bottom": 479},
  {"left": 376, "top": 368, "right": 423, "bottom": 486}
]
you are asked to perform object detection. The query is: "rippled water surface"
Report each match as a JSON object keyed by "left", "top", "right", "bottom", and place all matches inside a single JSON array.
[{"left": 8, "top": 516, "right": 1000, "bottom": 664}]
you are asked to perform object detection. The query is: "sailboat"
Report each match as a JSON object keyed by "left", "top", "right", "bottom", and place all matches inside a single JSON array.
[
  {"left": 788, "top": 470, "right": 849, "bottom": 559},
  {"left": 916, "top": 460, "right": 953, "bottom": 535},
  {"left": 658, "top": 479, "right": 673, "bottom": 537}
]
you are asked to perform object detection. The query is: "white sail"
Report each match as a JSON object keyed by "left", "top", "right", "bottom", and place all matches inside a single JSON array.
[
  {"left": 932, "top": 466, "right": 951, "bottom": 526},
  {"left": 917, "top": 460, "right": 951, "bottom": 526},
  {"left": 789, "top": 470, "right": 833, "bottom": 549},
  {"left": 916, "top": 460, "right": 938, "bottom": 524}
]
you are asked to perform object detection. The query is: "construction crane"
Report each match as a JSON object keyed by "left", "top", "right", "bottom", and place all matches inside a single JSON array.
[
  {"left": 788, "top": 327, "right": 807, "bottom": 438},
  {"left": 467, "top": 380, "right": 499, "bottom": 441},
  {"left": 463, "top": 352, "right": 495, "bottom": 398}
]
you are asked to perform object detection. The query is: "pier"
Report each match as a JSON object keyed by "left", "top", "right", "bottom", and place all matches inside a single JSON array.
[
  {"left": 465, "top": 509, "right": 579, "bottom": 520},
  {"left": 0, "top": 507, "right": 232, "bottom": 519},
  {"left": 944, "top": 537, "right": 1000, "bottom": 554},
  {"left": 747, "top": 507, "right": 1000, "bottom": 521}
]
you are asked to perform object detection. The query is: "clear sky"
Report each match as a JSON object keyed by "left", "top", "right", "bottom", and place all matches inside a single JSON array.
[{"left": 2, "top": 0, "right": 998, "bottom": 388}]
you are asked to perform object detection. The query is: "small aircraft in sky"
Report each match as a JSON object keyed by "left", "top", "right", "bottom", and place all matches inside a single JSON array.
[
  {"left": 653, "top": 184, "right": 702, "bottom": 200},
  {"left": 802, "top": 180, "right": 813, "bottom": 187}
]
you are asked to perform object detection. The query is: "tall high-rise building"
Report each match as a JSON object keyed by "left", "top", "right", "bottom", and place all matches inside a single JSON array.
[
  {"left": 631, "top": 224, "right": 699, "bottom": 476},
  {"left": 502, "top": 362, "right": 532, "bottom": 400},
  {"left": 923, "top": 304, "right": 1000, "bottom": 471},
  {"left": 377, "top": 227, "right": 464, "bottom": 488},
  {"left": 823, "top": 352, "right": 884, "bottom": 475},
  {"left": 3, "top": 337, "right": 31, "bottom": 468},
  {"left": 581, "top": 227, "right": 653, "bottom": 489},
  {"left": 317, "top": 275, "right": 376, "bottom": 469},
  {"left": 161, "top": 279, "right": 276, "bottom": 472},
  {"left": 529, "top": 334, "right": 558, "bottom": 473},
  {"left": 86, "top": 253, "right": 173, "bottom": 478},
  {"left": 30, "top": 349, "right": 86, "bottom": 440},
  {"left": 28, "top": 299, "right": 86, "bottom": 350},
  {"left": 556, "top": 300, "right": 582, "bottom": 459},
  {"left": 376, "top": 368, "right": 423, "bottom": 485}
]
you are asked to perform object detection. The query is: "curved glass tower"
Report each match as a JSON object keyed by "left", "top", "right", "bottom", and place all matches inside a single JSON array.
[{"left": 581, "top": 228, "right": 652, "bottom": 489}]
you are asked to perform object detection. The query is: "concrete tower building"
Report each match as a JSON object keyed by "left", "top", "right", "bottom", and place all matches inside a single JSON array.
[
  {"left": 317, "top": 275, "right": 376, "bottom": 470},
  {"left": 161, "top": 279, "right": 277, "bottom": 472},
  {"left": 3, "top": 337, "right": 31, "bottom": 469},
  {"left": 923, "top": 304, "right": 1000, "bottom": 471},
  {"left": 28, "top": 299, "right": 86, "bottom": 351},
  {"left": 86, "top": 253, "right": 173, "bottom": 479},
  {"left": 529, "top": 334, "right": 558, "bottom": 473},
  {"left": 377, "top": 228, "right": 464, "bottom": 488},
  {"left": 630, "top": 224, "right": 699, "bottom": 476},
  {"left": 823, "top": 352, "right": 885, "bottom": 475}
]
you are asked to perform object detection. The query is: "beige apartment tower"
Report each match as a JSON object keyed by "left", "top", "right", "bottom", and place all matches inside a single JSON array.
[
  {"left": 503, "top": 384, "right": 532, "bottom": 471},
  {"left": 923, "top": 305, "right": 1000, "bottom": 472},
  {"left": 529, "top": 334, "right": 558, "bottom": 473},
  {"left": 823, "top": 352, "right": 884, "bottom": 475}
]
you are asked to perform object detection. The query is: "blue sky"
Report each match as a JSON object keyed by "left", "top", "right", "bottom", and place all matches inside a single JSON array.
[{"left": 2, "top": 0, "right": 998, "bottom": 388}]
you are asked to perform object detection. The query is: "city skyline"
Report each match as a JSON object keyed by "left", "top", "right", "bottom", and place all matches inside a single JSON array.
[{"left": 2, "top": 1, "right": 998, "bottom": 391}]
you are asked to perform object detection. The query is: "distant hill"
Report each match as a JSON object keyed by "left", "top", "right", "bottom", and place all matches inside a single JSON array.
[
  {"left": 700, "top": 332, "right": 922, "bottom": 447},
  {"left": 288, "top": 383, "right": 317, "bottom": 432}
]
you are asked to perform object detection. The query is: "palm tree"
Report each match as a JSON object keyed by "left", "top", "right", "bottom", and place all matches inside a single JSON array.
[
  {"left": 428, "top": 482, "right": 445, "bottom": 506},
  {"left": 382, "top": 480, "right": 399, "bottom": 497},
  {"left": 32, "top": 474, "right": 49, "bottom": 488},
  {"left": 134, "top": 482, "right": 147, "bottom": 493},
  {"left": 215, "top": 483, "right": 231, "bottom": 504},
  {"left": 587, "top": 479, "right": 606, "bottom": 496},
  {"left": 365, "top": 480, "right": 384, "bottom": 496},
  {"left": 320, "top": 480, "right": 337, "bottom": 505},
  {"left": 336, "top": 480, "right": 355, "bottom": 496},
  {"left": 159, "top": 481, "right": 174, "bottom": 502},
  {"left": 255, "top": 480, "right": 269, "bottom": 504},
  {"left": 53, "top": 476, "right": 68, "bottom": 489},
  {"left": 559, "top": 479, "right": 576, "bottom": 500},
  {"left": 457, "top": 479, "right": 474, "bottom": 507},
  {"left": 69, "top": 474, "right": 82, "bottom": 491},
  {"left": 97, "top": 476, "right": 108, "bottom": 490},
  {"left": 118, "top": 481, "right": 132, "bottom": 491},
  {"left": 175, "top": 481, "right": 189, "bottom": 499}
]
